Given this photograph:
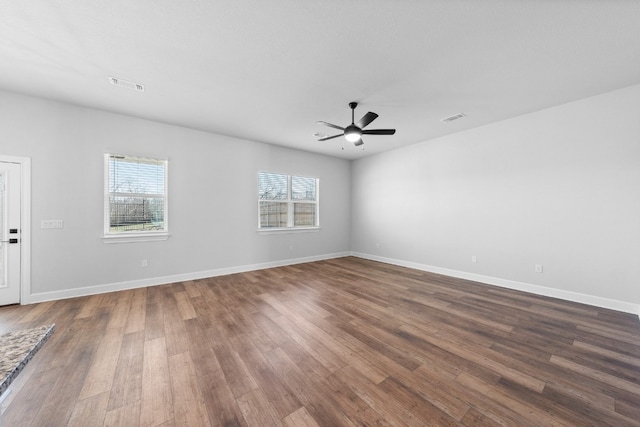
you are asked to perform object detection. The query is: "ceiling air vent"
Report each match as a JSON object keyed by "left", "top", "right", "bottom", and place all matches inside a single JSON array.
[
  {"left": 441, "top": 112, "right": 466, "bottom": 123},
  {"left": 108, "top": 76, "right": 144, "bottom": 92}
]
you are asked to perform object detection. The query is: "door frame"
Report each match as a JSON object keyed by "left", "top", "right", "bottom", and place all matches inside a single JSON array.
[{"left": 0, "top": 155, "right": 31, "bottom": 304}]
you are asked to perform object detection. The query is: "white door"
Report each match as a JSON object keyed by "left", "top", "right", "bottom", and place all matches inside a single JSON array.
[{"left": 0, "top": 162, "right": 21, "bottom": 305}]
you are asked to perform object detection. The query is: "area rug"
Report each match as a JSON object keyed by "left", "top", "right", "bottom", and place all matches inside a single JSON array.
[{"left": 0, "top": 324, "right": 55, "bottom": 396}]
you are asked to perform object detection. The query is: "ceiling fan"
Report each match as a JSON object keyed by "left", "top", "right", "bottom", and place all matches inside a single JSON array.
[{"left": 315, "top": 102, "right": 396, "bottom": 147}]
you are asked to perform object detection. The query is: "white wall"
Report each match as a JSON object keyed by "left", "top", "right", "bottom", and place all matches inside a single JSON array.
[
  {"left": 0, "top": 90, "right": 351, "bottom": 301},
  {"left": 352, "top": 84, "right": 640, "bottom": 314},
  {"left": 2, "top": 85, "right": 639, "bottom": 314}
]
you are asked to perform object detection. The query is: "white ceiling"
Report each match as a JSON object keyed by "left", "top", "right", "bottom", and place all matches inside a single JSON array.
[{"left": 1, "top": 1, "right": 639, "bottom": 160}]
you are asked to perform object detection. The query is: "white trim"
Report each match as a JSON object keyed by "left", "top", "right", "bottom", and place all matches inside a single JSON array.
[
  {"left": 26, "top": 251, "right": 351, "bottom": 304},
  {"left": 101, "top": 233, "right": 170, "bottom": 244},
  {"left": 23, "top": 246, "right": 639, "bottom": 319},
  {"left": 0, "top": 155, "right": 31, "bottom": 305},
  {"left": 257, "top": 227, "right": 320, "bottom": 235},
  {"left": 351, "top": 252, "right": 640, "bottom": 318}
]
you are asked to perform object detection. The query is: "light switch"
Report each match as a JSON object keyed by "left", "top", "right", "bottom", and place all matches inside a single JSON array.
[{"left": 41, "top": 220, "right": 64, "bottom": 229}]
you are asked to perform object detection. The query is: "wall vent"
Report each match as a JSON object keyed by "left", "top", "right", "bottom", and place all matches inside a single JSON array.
[
  {"left": 108, "top": 76, "right": 144, "bottom": 92},
  {"left": 441, "top": 112, "right": 466, "bottom": 123}
]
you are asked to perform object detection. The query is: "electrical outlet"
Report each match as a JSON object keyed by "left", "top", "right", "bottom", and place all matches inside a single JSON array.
[
  {"left": 141, "top": 259, "right": 148, "bottom": 267},
  {"left": 535, "top": 264, "right": 543, "bottom": 273},
  {"left": 471, "top": 255, "right": 478, "bottom": 263}
]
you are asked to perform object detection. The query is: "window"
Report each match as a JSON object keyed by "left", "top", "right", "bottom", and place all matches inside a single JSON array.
[
  {"left": 104, "top": 154, "right": 168, "bottom": 240},
  {"left": 258, "top": 172, "right": 318, "bottom": 230}
]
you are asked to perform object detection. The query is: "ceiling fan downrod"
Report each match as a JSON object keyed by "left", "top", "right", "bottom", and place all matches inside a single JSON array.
[{"left": 349, "top": 102, "right": 358, "bottom": 124}]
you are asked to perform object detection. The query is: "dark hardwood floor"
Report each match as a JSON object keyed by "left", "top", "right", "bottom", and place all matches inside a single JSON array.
[{"left": 1, "top": 256, "right": 639, "bottom": 426}]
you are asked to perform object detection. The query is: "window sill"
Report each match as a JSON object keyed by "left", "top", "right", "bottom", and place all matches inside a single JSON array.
[
  {"left": 257, "top": 227, "right": 320, "bottom": 235},
  {"left": 102, "top": 232, "right": 170, "bottom": 244}
]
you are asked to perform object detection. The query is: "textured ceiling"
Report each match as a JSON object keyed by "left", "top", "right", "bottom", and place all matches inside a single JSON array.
[{"left": 1, "top": 1, "right": 639, "bottom": 159}]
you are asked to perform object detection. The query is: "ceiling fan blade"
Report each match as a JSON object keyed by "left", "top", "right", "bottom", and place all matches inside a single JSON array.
[
  {"left": 316, "top": 121, "right": 344, "bottom": 131},
  {"left": 362, "top": 129, "right": 396, "bottom": 135},
  {"left": 318, "top": 134, "right": 343, "bottom": 141},
  {"left": 353, "top": 138, "right": 364, "bottom": 147},
  {"left": 356, "top": 112, "right": 378, "bottom": 129}
]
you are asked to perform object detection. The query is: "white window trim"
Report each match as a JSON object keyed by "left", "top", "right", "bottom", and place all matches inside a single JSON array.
[
  {"left": 257, "top": 227, "right": 321, "bottom": 235},
  {"left": 257, "top": 172, "right": 320, "bottom": 232},
  {"left": 103, "top": 153, "right": 169, "bottom": 243},
  {"left": 101, "top": 232, "right": 169, "bottom": 244}
]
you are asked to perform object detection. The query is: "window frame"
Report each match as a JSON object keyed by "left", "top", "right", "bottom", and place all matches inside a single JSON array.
[
  {"left": 102, "top": 153, "right": 169, "bottom": 243},
  {"left": 257, "top": 171, "right": 320, "bottom": 232}
]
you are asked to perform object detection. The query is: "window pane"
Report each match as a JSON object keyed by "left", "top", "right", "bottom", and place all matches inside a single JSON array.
[
  {"left": 258, "top": 172, "right": 288, "bottom": 200},
  {"left": 259, "top": 201, "right": 288, "bottom": 227},
  {"left": 106, "top": 154, "right": 167, "bottom": 235},
  {"left": 109, "top": 155, "right": 165, "bottom": 195},
  {"left": 109, "top": 196, "right": 164, "bottom": 232},
  {"left": 257, "top": 172, "right": 318, "bottom": 229},
  {"left": 293, "top": 203, "right": 316, "bottom": 227},
  {"left": 291, "top": 176, "right": 316, "bottom": 201}
]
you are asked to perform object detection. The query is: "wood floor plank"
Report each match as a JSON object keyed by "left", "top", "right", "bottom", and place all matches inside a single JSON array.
[
  {"left": 541, "top": 380, "right": 639, "bottom": 426},
  {"left": 455, "top": 371, "right": 572, "bottom": 427},
  {"left": 550, "top": 355, "right": 640, "bottom": 395},
  {"left": 74, "top": 294, "right": 104, "bottom": 320},
  {"left": 334, "top": 364, "right": 427, "bottom": 427},
  {"left": 183, "top": 318, "right": 222, "bottom": 374},
  {"left": 104, "top": 400, "right": 141, "bottom": 427},
  {"left": 27, "top": 343, "right": 96, "bottom": 426},
  {"left": 208, "top": 325, "right": 260, "bottom": 399},
  {"left": 282, "top": 407, "right": 320, "bottom": 427},
  {"left": 236, "top": 388, "right": 283, "bottom": 427},
  {"left": 173, "top": 290, "right": 197, "bottom": 320},
  {"left": 162, "top": 291, "right": 193, "bottom": 358},
  {"left": 1, "top": 367, "right": 64, "bottom": 426},
  {"left": 67, "top": 392, "right": 109, "bottom": 427},
  {"left": 269, "top": 313, "right": 347, "bottom": 375},
  {"left": 143, "top": 286, "right": 165, "bottom": 342},
  {"left": 249, "top": 313, "right": 334, "bottom": 382},
  {"left": 615, "top": 396, "right": 640, "bottom": 422},
  {"left": 78, "top": 327, "right": 125, "bottom": 400},
  {"left": 124, "top": 288, "right": 147, "bottom": 334},
  {"left": 391, "top": 364, "right": 470, "bottom": 421},
  {"left": 1, "top": 256, "right": 639, "bottom": 426},
  {"left": 271, "top": 305, "right": 390, "bottom": 384},
  {"left": 377, "top": 375, "right": 463, "bottom": 426},
  {"left": 139, "top": 337, "right": 173, "bottom": 426},
  {"left": 572, "top": 340, "right": 640, "bottom": 367},
  {"left": 229, "top": 338, "right": 303, "bottom": 420},
  {"left": 262, "top": 347, "right": 358, "bottom": 427},
  {"left": 324, "top": 370, "right": 397, "bottom": 427},
  {"left": 400, "top": 323, "right": 547, "bottom": 393},
  {"left": 168, "top": 351, "right": 211, "bottom": 426},
  {"left": 197, "top": 369, "right": 247, "bottom": 426},
  {"left": 107, "top": 330, "right": 144, "bottom": 412},
  {"left": 15, "top": 300, "right": 56, "bottom": 323}
]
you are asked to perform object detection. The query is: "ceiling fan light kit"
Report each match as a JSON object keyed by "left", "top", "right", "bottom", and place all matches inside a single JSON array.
[
  {"left": 344, "top": 124, "right": 361, "bottom": 142},
  {"left": 316, "top": 102, "right": 395, "bottom": 147}
]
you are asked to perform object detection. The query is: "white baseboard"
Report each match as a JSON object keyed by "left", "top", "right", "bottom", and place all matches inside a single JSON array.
[
  {"left": 351, "top": 252, "right": 640, "bottom": 318},
  {"left": 25, "top": 251, "right": 640, "bottom": 319},
  {"left": 26, "top": 252, "right": 351, "bottom": 304}
]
